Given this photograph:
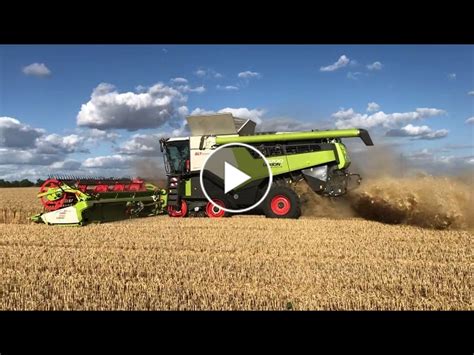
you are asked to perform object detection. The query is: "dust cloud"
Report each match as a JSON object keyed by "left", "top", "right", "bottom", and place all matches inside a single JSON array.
[
  {"left": 133, "top": 159, "right": 167, "bottom": 187},
  {"left": 349, "top": 175, "right": 473, "bottom": 230},
  {"left": 298, "top": 145, "right": 474, "bottom": 230}
]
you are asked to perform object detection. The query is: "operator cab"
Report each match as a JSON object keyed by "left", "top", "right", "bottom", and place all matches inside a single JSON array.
[{"left": 160, "top": 137, "right": 190, "bottom": 174}]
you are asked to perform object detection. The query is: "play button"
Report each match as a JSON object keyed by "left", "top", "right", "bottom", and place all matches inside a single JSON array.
[
  {"left": 199, "top": 142, "right": 273, "bottom": 214},
  {"left": 224, "top": 162, "right": 251, "bottom": 194}
]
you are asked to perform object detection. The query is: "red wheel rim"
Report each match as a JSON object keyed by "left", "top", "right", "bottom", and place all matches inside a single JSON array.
[
  {"left": 168, "top": 200, "right": 188, "bottom": 217},
  {"left": 270, "top": 195, "right": 291, "bottom": 215},
  {"left": 206, "top": 199, "right": 226, "bottom": 218},
  {"left": 39, "top": 179, "right": 67, "bottom": 211}
]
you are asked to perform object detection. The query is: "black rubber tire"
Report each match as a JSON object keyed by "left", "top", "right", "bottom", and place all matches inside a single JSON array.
[{"left": 262, "top": 185, "right": 301, "bottom": 219}]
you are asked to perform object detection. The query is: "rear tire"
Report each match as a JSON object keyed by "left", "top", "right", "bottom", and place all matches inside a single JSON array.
[
  {"left": 262, "top": 185, "right": 301, "bottom": 219},
  {"left": 205, "top": 199, "right": 229, "bottom": 218}
]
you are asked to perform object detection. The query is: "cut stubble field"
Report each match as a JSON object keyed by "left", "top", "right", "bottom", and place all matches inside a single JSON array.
[{"left": 0, "top": 187, "right": 472, "bottom": 310}]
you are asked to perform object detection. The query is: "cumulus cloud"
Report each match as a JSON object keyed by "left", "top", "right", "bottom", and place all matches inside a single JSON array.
[
  {"left": 258, "top": 117, "right": 315, "bottom": 132},
  {"left": 0, "top": 148, "right": 58, "bottom": 165},
  {"left": 119, "top": 133, "right": 163, "bottom": 156},
  {"left": 448, "top": 73, "right": 456, "bottom": 80},
  {"left": 465, "top": 117, "right": 474, "bottom": 124},
  {"left": 195, "top": 69, "right": 206, "bottom": 77},
  {"left": 82, "top": 155, "right": 134, "bottom": 169},
  {"left": 76, "top": 82, "right": 188, "bottom": 131},
  {"left": 216, "top": 85, "right": 239, "bottom": 91},
  {"left": 35, "top": 134, "right": 88, "bottom": 154},
  {"left": 0, "top": 116, "right": 92, "bottom": 169},
  {"left": 194, "top": 69, "right": 222, "bottom": 79},
  {"left": 367, "top": 61, "right": 383, "bottom": 70},
  {"left": 191, "top": 107, "right": 266, "bottom": 124},
  {"left": 22, "top": 63, "right": 51, "bottom": 77},
  {"left": 50, "top": 160, "right": 82, "bottom": 170},
  {"left": 320, "top": 55, "right": 350, "bottom": 72},
  {"left": 405, "top": 148, "right": 474, "bottom": 171},
  {"left": 175, "top": 85, "right": 206, "bottom": 93},
  {"left": 0, "top": 117, "right": 44, "bottom": 148},
  {"left": 367, "top": 102, "right": 380, "bottom": 113},
  {"left": 333, "top": 106, "right": 446, "bottom": 129},
  {"left": 170, "top": 77, "right": 188, "bottom": 84},
  {"left": 468, "top": 91, "right": 474, "bottom": 96},
  {"left": 82, "top": 128, "right": 120, "bottom": 143},
  {"left": 238, "top": 71, "right": 261, "bottom": 79},
  {"left": 347, "top": 72, "right": 363, "bottom": 80},
  {"left": 385, "top": 124, "right": 448, "bottom": 140}
]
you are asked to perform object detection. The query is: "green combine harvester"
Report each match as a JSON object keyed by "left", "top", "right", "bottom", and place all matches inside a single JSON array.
[{"left": 32, "top": 113, "right": 373, "bottom": 224}]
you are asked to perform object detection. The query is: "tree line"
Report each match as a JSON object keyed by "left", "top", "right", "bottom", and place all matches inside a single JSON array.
[{"left": 0, "top": 179, "right": 46, "bottom": 188}]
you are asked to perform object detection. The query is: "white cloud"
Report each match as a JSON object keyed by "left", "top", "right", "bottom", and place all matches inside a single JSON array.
[
  {"left": 0, "top": 148, "right": 58, "bottom": 165},
  {"left": 333, "top": 106, "right": 446, "bottom": 129},
  {"left": 367, "top": 61, "right": 383, "bottom": 71},
  {"left": 35, "top": 134, "right": 88, "bottom": 154},
  {"left": 170, "top": 77, "right": 188, "bottom": 84},
  {"left": 347, "top": 72, "right": 363, "bottom": 80},
  {"left": 216, "top": 85, "right": 239, "bottom": 91},
  {"left": 258, "top": 117, "right": 315, "bottom": 132},
  {"left": 238, "top": 71, "right": 261, "bottom": 79},
  {"left": 76, "top": 82, "right": 188, "bottom": 131},
  {"left": 195, "top": 69, "right": 206, "bottom": 77},
  {"left": 0, "top": 117, "right": 92, "bottom": 170},
  {"left": 367, "top": 102, "right": 380, "bottom": 113},
  {"left": 468, "top": 91, "right": 474, "bottom": 96},
  {"left": 405, "top": 149, "right": 474, "bottom": 171},
  {"left": 191, "top": 107, "right": 266, "bottom": 125},
  {"left": 175, "top": 85, "right": 206, "bottom": 93},
  {"left": 385, "top": 124, "right": 448, "bottom": 140},
  {"left": 320, "top": 55, "right": 350, "bottom": 72},
  {"left": 82, "top": 128, "right": 120, "bottom": 143},
  {"left": 448, "top": 73, "right": 456, "bottom": 80},
  {"left": 465, "top": 117, "right": 474, "bottom": 124},
  {"left": 22, "top": 63, "right": 51, "bottom": 77},
  {"left": 194, "top": 69, "right": 222, "bottom": 79},
  {"left": 119, "top": 133, "right": 163, "bottom": 156},
  {"left": 50, "top": 160, "right": 82, "bottom": 170},
  {"left": 82, "top": 155, "right": 134, "bottom": 169},
  {"left": 0, "top": 117, "right": 45, "bottom": 148}
]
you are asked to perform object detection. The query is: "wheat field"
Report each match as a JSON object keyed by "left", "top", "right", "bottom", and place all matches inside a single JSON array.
[{"left": 0, "top": 187, "right": 471, "bottom": 310}]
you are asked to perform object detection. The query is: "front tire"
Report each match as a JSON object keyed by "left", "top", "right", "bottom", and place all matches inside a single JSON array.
[
  {"left": 168, "top": 200, "right": 188, "bottom": 217},
  {"left": 262, "top": 185, "right": 301, "bottom": 219}
]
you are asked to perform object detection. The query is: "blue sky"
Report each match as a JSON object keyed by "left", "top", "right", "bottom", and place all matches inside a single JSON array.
[{"left": 0, "top": 45, "right": 473, "bottom": 180}]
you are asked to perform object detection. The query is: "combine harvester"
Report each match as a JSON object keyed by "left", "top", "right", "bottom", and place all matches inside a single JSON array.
[
  {"left": 32, "top": 113, "right": 373, "bottom": 225},
  {"left": 161, "top": 113, "right": 373, "bottom": 219}
]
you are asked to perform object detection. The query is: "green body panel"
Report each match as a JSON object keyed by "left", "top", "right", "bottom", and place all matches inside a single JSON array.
[
  {"left": 185, "top": 179, "right": 192, "bottom": 196},
  {"left": 334, "top": 142, "right": 350, "bottom": 169},
  {"left": 75, "top": 200, "right": 90, "bottom": 222},
  {"left": 286, "top": 150, "right": 336, "bottom": 171},
  {"left": 215, "top": 129, "right": 361, "bottom": 145},
  {"left": 266, "top": 156, "right": 290, "bottom": 175},
  {"left": 223, "top": 147, "right": 339, "bottom": 190}
]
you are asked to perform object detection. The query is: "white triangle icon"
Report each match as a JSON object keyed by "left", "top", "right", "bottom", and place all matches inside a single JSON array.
[{"left": 224, "top": 161, "right": 252, "bottom": 194}]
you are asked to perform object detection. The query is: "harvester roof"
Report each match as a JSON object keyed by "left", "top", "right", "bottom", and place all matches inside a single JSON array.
[{"left": 186, "top": 113, "right": 256, "bottom": 136}]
